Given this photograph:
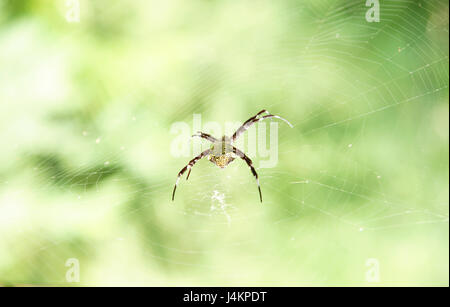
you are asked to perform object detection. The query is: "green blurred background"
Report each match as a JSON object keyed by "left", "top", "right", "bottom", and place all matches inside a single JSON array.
[{"left": 0, "top": 0, "right": 448, "bottom": 286}]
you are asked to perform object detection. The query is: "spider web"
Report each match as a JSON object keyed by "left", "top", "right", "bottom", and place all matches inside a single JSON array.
[{"left": 0, "top": 0, "right": 448, "bottom": 286}]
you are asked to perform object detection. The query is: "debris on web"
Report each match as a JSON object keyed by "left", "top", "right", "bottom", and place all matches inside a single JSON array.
[{"left": 210, "top": 190, "right": 234, "bottom": 226}]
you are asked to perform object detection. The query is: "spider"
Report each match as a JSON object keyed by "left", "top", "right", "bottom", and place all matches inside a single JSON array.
[{"left": 171, "top": 110, "right": 293, "bottom": 202}]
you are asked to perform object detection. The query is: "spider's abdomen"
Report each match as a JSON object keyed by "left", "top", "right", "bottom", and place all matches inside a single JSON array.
[{"left": 208, "top": 154, "right": 235, "bottom": 168}]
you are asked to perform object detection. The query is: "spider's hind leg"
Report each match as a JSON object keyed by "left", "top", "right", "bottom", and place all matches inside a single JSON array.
[
  {"left": 186, "top": 168, "right": 192, "bottom": 180},
  {"left": 233, "top": 146, "right": 263, "bottom": 203},
  {"left": 172, "top": 149, "right": 211, "bottom": 201}
]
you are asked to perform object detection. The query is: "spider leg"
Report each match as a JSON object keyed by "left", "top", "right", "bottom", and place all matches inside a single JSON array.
[
  {"left": 172, "top": 149, "right": 211, "bottom": 201},
  {"left": 233, "top": 147, "right": 262, "bottom": 203},
  {"left": 257, "top": 114, "right": 294, "bottom": 128},
  {"left": 192, "top": 131, "right": 218, "bottom": 143},
  {"left": 186, "top": 168, "right": 192, "bottom": 180},
  {"left": 240, "top": 110, "right": 269, "bottom": 128},
  {"left": 231, "top": 110, "right": 292, "bottom": 142},
  {"left": 231, "top": 110, "right": 267, "bottom": 141},
  {"left": 243, "top": 110, "right": 270, "bottom": 124},
  {"left": 188, "top": 132, "right": 216, "bottom": 181}
]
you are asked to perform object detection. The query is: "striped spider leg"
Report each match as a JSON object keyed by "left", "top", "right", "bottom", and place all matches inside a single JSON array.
[
  {"left": 231, "top": 109, "right": 293, "bottom": 142},
  {"left": 172, "top": 149, "right": 211, "bottom": 201},
  {"left": 187, "top": 132, "right": 218, "bottom": 180},
  {"left": 192, "top": 131, "right": 218, "bottom": 143},
  {"left": 231, "top": 146, "right": 262, "bottom": 202}
]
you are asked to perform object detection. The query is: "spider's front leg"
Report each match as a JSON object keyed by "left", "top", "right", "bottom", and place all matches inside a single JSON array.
[
  {"left": 231, "top": 110, "right": 293, "bottom": 142},
  {"left": 192, "top": 131, "right": 218, "bottom": 143},
  {"left": 172, "top": 149, "right": 211, "bottom": 201}
]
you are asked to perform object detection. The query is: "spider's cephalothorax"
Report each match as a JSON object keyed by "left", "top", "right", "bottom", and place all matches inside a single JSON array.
[
  {"left": 172, "top": 110, "right": 293, "bottom": 202},
  {"left": 208, "top": 136, "right": 236, "bottom": 168}
]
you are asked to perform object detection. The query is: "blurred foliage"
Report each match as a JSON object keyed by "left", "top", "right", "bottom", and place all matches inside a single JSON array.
[{"left": 0, "top": 0, "right": 448, "bottom": 285}]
